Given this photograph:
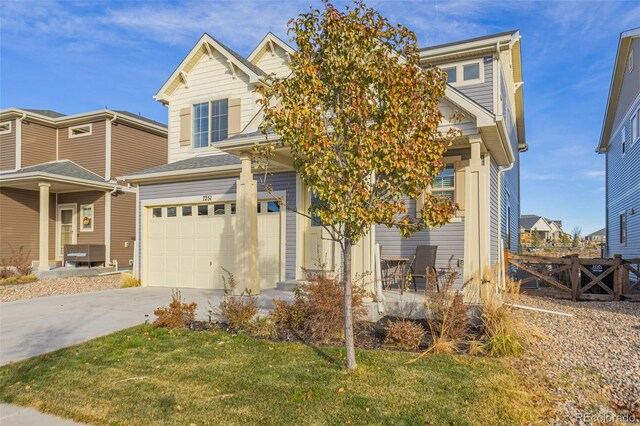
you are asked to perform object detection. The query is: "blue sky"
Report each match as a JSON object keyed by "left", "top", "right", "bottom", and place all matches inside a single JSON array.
[{"left": 1, "top": 0, "right": 639, "bottom": 235}]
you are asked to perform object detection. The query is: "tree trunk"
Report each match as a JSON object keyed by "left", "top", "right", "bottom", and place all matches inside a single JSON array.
[{"left": 342, "top": 240, "right": 357, "bottom": 370}]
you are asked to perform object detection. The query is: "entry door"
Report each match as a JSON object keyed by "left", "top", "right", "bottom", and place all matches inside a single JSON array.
[
  {"left": 57, "top": 204, "right": 77, "bottom": 258},
  {"left": 303, "top": 189, "right": 336, "bottom": 272}
]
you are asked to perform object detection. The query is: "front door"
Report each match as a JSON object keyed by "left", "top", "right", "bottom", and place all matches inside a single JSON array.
[
  {"left": 303, "top": 188, "right": 337, "bottom": 273},
  {"left": 57, "top": 204, "right": 77, "bottom": 258}
]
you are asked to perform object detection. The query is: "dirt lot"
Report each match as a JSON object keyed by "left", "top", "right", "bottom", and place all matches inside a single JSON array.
[{"left": 0, "top": 275, "right": 121, "bottom": 302}]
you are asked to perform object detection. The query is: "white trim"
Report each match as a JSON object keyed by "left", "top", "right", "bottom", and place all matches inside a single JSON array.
[
  {"left": 629, "top": 48, "right": 634, "bottom": 73},
  {"left": 15, "top": 115, "right": 23, "bottom": 170},
  {"left": 79, "top": 203, "right": 95, "bottom": 232},
  {"left": 55, "top": 128, "right": 59, "bottom": 160},
  {"left": 56, "top": 203, "right": 77, "bottom": 259},
  {"left": 606, "top": 91, "right": 640, "bottom": 148},
  {"left": 0, "top": 121, "right": 11, "bottom": 135},
  {"left": 134, "top": 185, "right": 141, "bottom": 278},
  {"left": 295, "top": 174, "right": 304, "bottom": 279},
  {"left": 0, "top": 171, "right": 116, "bottom": 190},
  {"left": 105, "top": 193, "right": 111, "bottom": 265},
  {"left": 105, "top": 118, "right": 112, "bottom": 180},
  {"left": 68, "top": 123, "right": 92, "bottom": 138},
  {"left": 247, "top": 32, "right": 296, "bottom": 63}
]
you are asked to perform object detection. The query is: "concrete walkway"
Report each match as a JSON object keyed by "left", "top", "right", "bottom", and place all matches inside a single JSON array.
[
  {"left": 0, "top": 403, "right": 83, "bottom": 425},
  {"left": 0, "top": 286, "right": 293, "bottom": 366}
]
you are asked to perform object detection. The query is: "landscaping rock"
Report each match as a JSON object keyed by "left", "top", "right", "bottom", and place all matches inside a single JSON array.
[
  {"left": 515, "top": 295, "right": 640, "bottom": 425},
  {"left": 0, "top": 275, "right": 121, "bottom": 302}
]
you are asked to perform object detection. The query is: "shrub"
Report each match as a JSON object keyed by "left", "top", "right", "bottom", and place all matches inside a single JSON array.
[
  {"left": 0, "top": 264, "right": 15, "bottom": 280},
  {"left": 301, "top": 275, "right": 367, "bottom": 342},
  {"left": 9, "top": 245, "right": 32, "bottom": 276},
  {"left": 423, "top": 263, "right": 470, "bottom": 352},
  {"left": 120, "top": 273, "right": 141, "bottom": 288},
  {"left": 475, "top": 266, "right": 540, "bottom": 357},
  {"left": 247, "top": 316, "right": 277, "bottom": 338},
  {"left": 153, "top": 290, "right": 197, "bottom": 329},
  {"left": 218, "top": 295, "right": 257, "bottom": 329},
  {"left": 0, "top": 274, "right": 37, "bottom": 286},
  {"left": 384, "top": 319, "right": 425, "bottom": 350},
  {"left": 270, "top": 298, "right": 310, "bottom": 333}
]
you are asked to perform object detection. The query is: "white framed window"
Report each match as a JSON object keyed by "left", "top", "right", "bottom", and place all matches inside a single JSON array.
[
  {"left": 69, "top": 124, "right": 92, "bottom": 138},
  {"left": 0, "top": 121, "right": 11, "bottom": 135},
  {"left": 440, "top": 59, "right": 484, "bottom": 87},
  {"left": 192, "top": 99, "right": 228, "bottom": 148},
  {"left": 622, "top": 125, "right": 626, "bottom": 155},
  {"left": 432, "top": 165, "right": 455, "bottom": 201},
  {"left": 629, "top": 48, "right": 634, "bottom": 73},
  {"left": 632, "top": 110, "right": 640, "bottom": 144},
  {"left": 80, "top": 204, "right": 94, "bottom": 232}
]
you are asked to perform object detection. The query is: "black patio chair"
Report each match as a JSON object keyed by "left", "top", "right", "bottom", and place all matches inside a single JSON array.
[{"left": 409, "top": 245, "right": 438, "bottom": 292}]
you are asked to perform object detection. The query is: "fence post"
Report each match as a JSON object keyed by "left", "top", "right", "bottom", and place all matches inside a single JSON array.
[
  {"left": 613, "top": 254, "right": 622, "bottom": 301},
  {"left": 570, "top": 254, "right": 579, "bottom": 301}
]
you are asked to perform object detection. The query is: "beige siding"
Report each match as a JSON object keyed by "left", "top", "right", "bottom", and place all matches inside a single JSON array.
[
  {"left": 111, "top": 122, "right": 167, "bottom": 180},
  {"left": 0, "top": 119, "right": 16, "bottom": 171},
  {"left": 58, "top": 120, "right": 106, "bottom": 176},
  {"left": 167, "top": 49, "right": 260, "bottom": 163},
  {"left": 110, "top": 191, "right": 136, "bottom": 267},
  {"left": 57, "top": 191, "right": 106, "bottom": 245},
  {"left": 22, "top": 122, "right": 56, "bottom": 167},
  {"left": 253, "top": 45, "right": 290, "bottom": 78},
  {"left": 439, "top": 98, "right": 478, "bottom": 135},
  {"left": 0, "top": 188, "right": 55, "bottom": 263}
]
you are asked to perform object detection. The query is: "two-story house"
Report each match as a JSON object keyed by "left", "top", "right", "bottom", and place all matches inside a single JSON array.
[
  {"left": 123, "top": 30, "right": 526, "bottom": 295},
  {"left": 0, "top": 108, "right": 167, "bottom": 271},
  {"left": 598, "top": 27, "right": 640, "bottom": 258}
]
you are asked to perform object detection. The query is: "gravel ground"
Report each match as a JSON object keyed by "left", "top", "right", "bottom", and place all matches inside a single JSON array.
[
  {"left": 0, "top": 275, "right": 122, "bottom": 302},
  {"left": 514, "top": 294, "right": 640, "bottom": 425}
]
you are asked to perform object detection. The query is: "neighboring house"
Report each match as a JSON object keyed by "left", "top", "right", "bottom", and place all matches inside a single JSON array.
[
  {"left": 597, "top": 27, "right": 640, "bottom": 258},
  {"left": 123, "top": 30, "right": 526, "bottom": 292},
  {"left": 585, "top": 228, "right": 606, "bottom": 243},
  {"left": 0, "top": 108, "right": 167, "bottom": 270},
  {"left": 520, "top": 214, "right": 564, "bottom": 241}
]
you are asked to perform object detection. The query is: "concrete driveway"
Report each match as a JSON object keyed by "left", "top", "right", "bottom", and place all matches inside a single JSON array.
[{"left": 0, "top": 287, "right": 293, "bottom": 366}]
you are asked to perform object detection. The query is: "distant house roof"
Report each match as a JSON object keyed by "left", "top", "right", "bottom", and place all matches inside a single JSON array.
[
  {"left": 20, "top": 109, "right": 66, "bottom": 118},
  {"left": 587, "top": 228, "right": 606, "bottom": 237},
  {"left": 0, "top": 160, "right": 108, "bottom": 183},
  {"left": 122, "top": 154, "right": 241, "bottom": 180},
  {"left": 598, "top": 27, "right": 640, "bottom": 152},
  {"left": 113, "top": 110, "right": 167, "bottom": 128},
  {"left": 520, "top": 215, "right": 544, "bottom": 230},
  {"left": 419, "top": 30, "right": 519, "bottom": 52}
]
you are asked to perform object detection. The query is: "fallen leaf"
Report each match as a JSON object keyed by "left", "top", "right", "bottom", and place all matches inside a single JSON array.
[
  {"left": 365, "top": 407, "right": 369, "bottom": 413},
  {"left": 24, "top": 385, "right": 31, "bottom": 391},
  {"left": 176, "top": 405, "right": 184, "bottom": 412},
  {"left": 337, "top": 387, "right": 345, "bottom": 393},
  {"left": 305, "top": 391, "right": 312, "bottom": 400},
  {"left": 219, "top": 394, "right": 234, "bottom": 401}
]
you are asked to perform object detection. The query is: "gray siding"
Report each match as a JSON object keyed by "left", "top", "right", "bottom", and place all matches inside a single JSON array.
[
  {"left": 606, "top": 94, "right": 640, "bottom": 258},
  {"left": 376, "top": 199, "right": 465, "bottom": 288},
  {"left": 455, "top": 56, "right": 494, "bottom": 112},
  {"left": 613, "top": 38, "right": 640, "bottom": 131},
  {"left": 139, "top": 171, "right": 298, "bottom": 279}
]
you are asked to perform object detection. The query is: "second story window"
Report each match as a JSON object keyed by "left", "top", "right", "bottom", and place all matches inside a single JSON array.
[
  {"left": 620, "top": 212, "right": 627, "bottom": 245},
  {"left": 0, "top": 121, "right": 11, "bottom": 135},
  {"left": 69, "top": 124, "right": 92, "bottom": 138},
  {"left": 439, "top": 59, "right": 484, "bottom": 87},
  {"left": 632, "top": 109, "right": 639, "bottom": 145},
  {"left": 192, "top": 99, "right": 229, "bottom": 148}
]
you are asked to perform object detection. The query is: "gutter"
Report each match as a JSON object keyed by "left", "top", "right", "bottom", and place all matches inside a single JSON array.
[
  {"left": 15, "top": 112, "right": 27, "bottom": 170},
  {"left": 0, "top": 172, "right": 116, "bottom": 191},
  {"left": 121, "top": 163, "right": 243, "bottom": 183},
  {"left": 496, "top": 161, "right": 515, "bottom": 288}
]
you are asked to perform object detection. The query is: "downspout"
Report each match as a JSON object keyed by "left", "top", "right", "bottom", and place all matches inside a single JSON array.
[
  {"left": 15, "top": 112, "right": 27, "bottom": 170},
  {"left": 497, "top": 162, "right": 515, "bottom": 288}
]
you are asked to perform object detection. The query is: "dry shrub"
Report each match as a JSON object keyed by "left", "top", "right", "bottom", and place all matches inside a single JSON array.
[
  {"left": 474, "top": 266, "right": 539, "bottom": 357},
  {"left": 503, "top": 276, "right": 522, "bottom": 304},
  {"left": 247, "top": 316, "right": 277, "bottom": 338},
  {"left": 424, "top": 264, "right": 470, "bottom": 352},
  {"left": 0, "top": 274, "right": 37, "bottom": 286},
  {"left": 9, "top": 245, "right": 32, "bottom": 276},
  {"left": 153, "top": 289, "right": 197, "bottom": 329},
  {"left": 216, "top": 269, "right": 258, "bottom": 329},
  {"left": 271, "top": 298, "right": 310, "bottom": 332},
  {"left": 0, "top": 265, "right": 15, "bottom": 280},
  {"left": 218, "top": 296, "right": 257, "bottom": 329},
  {"left": 384, "top": 319, "right": 425, "bottom": 350},
  {"left": 301, "top": 275, "right": 367, "bottom": 342},
  {"left": 120, "top": 273, "right": 141, "bottom": 288}
]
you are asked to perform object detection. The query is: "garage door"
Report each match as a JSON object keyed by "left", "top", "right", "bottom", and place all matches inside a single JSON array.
[{"left": 145, "top": 200, "right": 281, "bottom": 289}]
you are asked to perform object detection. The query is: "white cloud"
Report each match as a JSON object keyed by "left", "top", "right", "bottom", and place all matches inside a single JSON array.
[{"left": 582, "top": 170, "right": 605, "bottom": 178}]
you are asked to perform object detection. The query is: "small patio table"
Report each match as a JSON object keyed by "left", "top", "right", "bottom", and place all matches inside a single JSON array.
[{"left": 381, "top": 258, "right": 410, "bottom": 294}]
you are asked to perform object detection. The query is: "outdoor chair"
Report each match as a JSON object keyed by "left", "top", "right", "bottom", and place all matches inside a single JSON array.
[{"left": 409, "top": 245, "right": 438, "bottom": 292}]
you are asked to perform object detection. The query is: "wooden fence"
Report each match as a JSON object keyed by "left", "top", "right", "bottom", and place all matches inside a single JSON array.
[{"left": 505, "top": 251, "right": 640, "bottom": 301}]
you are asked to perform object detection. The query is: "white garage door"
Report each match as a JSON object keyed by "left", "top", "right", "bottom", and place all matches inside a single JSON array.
[{"left": 146, "top": 200, "right": 281, "bottom": 289}]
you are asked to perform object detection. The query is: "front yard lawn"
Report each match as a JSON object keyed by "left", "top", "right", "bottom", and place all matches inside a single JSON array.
[{"left": 0, "top": 325, "right": 551, "bottom": 425}]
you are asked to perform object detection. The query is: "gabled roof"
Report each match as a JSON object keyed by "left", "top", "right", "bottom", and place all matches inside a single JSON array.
[
  {"left": 420, "top": 30, "right": 519, "bottom": 53},
  {"left": 587, "top": 228, "right": 606, "bottom": 237},
  {"left": 121, "top": 154, "right": 241, "bottom": 182},
  {"left": 21, "top": 109, "right": 66, "bottom": 118},
  {"left": 520, "top": 214, "right": 555, "bottom": 232},
  {"left": 155, "top": 33, "right": 268, "bottom": 104},
  {"left": 248, "top": 32, "right": 295, "bottom": 63},
  {"left": 597, "top": 27, "right": 640, "bottom": 153},
  {"left": 0, "top": 160, "right": 107, "bottom": 183}
]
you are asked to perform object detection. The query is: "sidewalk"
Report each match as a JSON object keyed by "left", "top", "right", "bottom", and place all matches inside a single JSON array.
[{"left": 0, "top": 404, "right": 86, "bottom": 425}]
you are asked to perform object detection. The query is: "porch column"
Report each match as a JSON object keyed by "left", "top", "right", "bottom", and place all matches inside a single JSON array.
[
  {"left": 463, "top": 137, "right": 489, "bottom": 299},
  {"left": 38, "top": 182, "right": 51, "bottom": 271},
  {"left": 235, "top": 154, "right": 259, "bottom": 295}
]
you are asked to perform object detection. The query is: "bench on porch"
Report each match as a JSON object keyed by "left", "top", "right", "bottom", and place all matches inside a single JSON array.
[{"left": 63, "top": 244, "right": 106, "bottom": 268}]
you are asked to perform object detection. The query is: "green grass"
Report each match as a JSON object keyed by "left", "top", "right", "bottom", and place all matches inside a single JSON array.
[{"left": 0, "top": 326, "right": 552, "bottom": 425}]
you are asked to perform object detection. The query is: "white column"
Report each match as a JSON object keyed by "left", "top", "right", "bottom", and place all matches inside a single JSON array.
[
  {"left": 235, "top": 154, "right": 259, "bottom": 295},
  {"left": 38, "top": 183, "right": 51, "bottom": 271},
  {"left": 105, "top": 191, "right": 111, "bottom": 266},
  {"left": 463, "top": 137, "right": 490, "bottom": 298}
]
